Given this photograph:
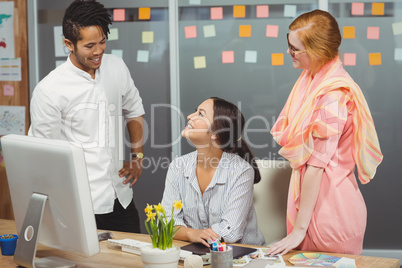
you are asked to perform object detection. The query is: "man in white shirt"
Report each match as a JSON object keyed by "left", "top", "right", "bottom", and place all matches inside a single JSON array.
[{"left": 28, "top": 0, "right": 145, "bottom": 233}]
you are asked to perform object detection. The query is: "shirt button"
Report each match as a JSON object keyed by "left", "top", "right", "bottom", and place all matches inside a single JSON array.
[{"left": 227, "top": 226, "right": 230, "bottom": 229}]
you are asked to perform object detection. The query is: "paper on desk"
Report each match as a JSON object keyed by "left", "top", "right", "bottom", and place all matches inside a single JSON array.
[{"left": 333, "top": 257, "right": 356, "bottom": 268}]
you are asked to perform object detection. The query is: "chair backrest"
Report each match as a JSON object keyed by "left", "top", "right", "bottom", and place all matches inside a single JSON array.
[{"left": 254, "top": 159, "right": 292, "bottom": 246}]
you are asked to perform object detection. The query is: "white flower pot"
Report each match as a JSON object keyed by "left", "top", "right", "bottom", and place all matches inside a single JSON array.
[{"left": 140, "top": 245, "right": 180, "bottom": 268}]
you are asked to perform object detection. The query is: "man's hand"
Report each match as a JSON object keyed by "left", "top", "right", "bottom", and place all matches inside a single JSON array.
[
  {"left": 119, "top": 159, "right": 143, "bottom": 187},
  {"left": 187, "top": 228, "right": 220, "bottom": 247}
]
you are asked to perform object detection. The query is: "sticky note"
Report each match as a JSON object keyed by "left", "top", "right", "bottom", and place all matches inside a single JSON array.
[
  {"left": 367, "top": 27, "right": 379, "bottom": 39},
  {"left": 233, "top": 5, "right": 245, "bottom": 18},
  {"left": 395, "top": 48, "right": 402, "bottom": 61},
  {"left": 369, "top": 53, "right": 381, "bottom": 65},
  {"left": 266, "top": 25, "right": 279, "bottom": 38},
  {"left": 245, "top": 50, "right": 257, "bottom": 63},
  {"left": 3, "top": 84, "right": 14, "bottom": 96},
  {"left": 211, "top": 7, "right": 223, "bottom": 20},
  {"left": 222, "top": 51, "right": 234, "bottom": 64},
  {"left": 113, "top": 9, "right": 125, "bottom": 22},
  {"left": 351, "top": 3, "right": 364, "bottom": 15},
  {"left": 111, "top": 49, "right": 123, "bottom": 58},
  {"left": 343, "top": 53, "right": 356, "bottom": 66},
  {"left": 272, "top": 53, "right": 284, "bottom": 66},
  {"left": 139, "top": 7, "right": 151, "bottom": 20},
  {"left": 372, "top": 3, "right": 384, "bottom": 16},
  {"left": 194, "top": 56, "right": 206, "bottom": 69},
  {"left": 185, "top": 26, "right": 197, "bottom": 39},
  {"left": 392, "top": 22, "right": 402, "bottom": 35},
  {"left": 189, "top": 0, "right": 201, "bottom": 5},
  {"left": 343, "top": 26, "right": 355, "bottom": 39},
  {"left": 203, "top": 25, "right": 216, "bottom": 38},
  {"left": 108, "top": 28, "right": 119, "bottom": 40},
  {"left": 256, "top": 5, "right": 269, "bottom": 18},
  {"left": 137, "top": 50, "right": 149, "bottom": 63},
  {"left": 142, "top": 31, "right": 154, "bottom": 43},
  {"left": 239, "top": 25, "right": 251, "bottom": 37},
  {"left": 284, "top": 5, "right": 297, "bottom": 17}
]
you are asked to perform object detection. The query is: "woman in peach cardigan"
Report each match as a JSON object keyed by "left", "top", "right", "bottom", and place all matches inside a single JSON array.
[{"left": 267, "top": 10, "right": 383, "bottom": 255}]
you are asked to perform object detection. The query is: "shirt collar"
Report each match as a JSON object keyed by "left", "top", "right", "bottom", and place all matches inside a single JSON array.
[
  {"left": 66, "top": 55, "right": 101, "bottom": 81},
  {"left": 183, "top": 151, "right": 230, "bottom": 185}
]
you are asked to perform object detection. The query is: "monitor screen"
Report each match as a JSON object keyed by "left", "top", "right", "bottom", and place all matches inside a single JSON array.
[{"left": 2, "top": 134, "right": 100, "bottom": 267}]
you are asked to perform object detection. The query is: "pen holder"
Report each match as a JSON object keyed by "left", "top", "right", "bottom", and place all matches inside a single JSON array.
[
  {"left": 0, "top": 234, "right": 18, "bottom": 256},
  {"left": 210, "top": 246, "right": 233, "bottom": 268}
]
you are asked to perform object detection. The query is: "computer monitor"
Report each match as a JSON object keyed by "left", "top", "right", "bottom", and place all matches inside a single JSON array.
[{"left": 1, "top": 134, "right": 100, "bottom": 268}]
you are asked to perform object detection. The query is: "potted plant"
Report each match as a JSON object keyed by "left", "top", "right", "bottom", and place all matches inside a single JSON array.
[
  {"left": 141, "top": 200, "right": 183, "bottom": 268},
  {"left": 0, "top": 234, "right": 19, "bottom": 256}
]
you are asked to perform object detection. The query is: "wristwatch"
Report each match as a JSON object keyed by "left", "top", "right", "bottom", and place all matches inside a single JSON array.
[{"left": 131, "top": 152, "right": 144, "bottom": 160}]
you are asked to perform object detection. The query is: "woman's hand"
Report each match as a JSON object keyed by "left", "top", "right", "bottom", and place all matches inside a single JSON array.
[
  {"left": 265, "top": 228, "right": 307, "bottom": 256},
  {"left": 187, "top": 228, "right": 220, "bottom": 247}
]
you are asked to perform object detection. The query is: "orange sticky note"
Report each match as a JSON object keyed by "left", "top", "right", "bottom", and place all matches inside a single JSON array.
[
  {"left": 139, "top": 7, "right": 151, "bottom": 20},
  {"left": 185, "top": 26, "right": 197, "bottom": 39},
  {"left": 239, "top": 25, "right": 251, "bottom": 37},
  {"left": 343, "top": 26, "right": 355, "bottom": 39},
  {"left": 113, "top": 9, "right": 125, "bottom": 21},
  {"left": 351, "top": 3, "right": 364, "bottom": 15},
  {"left": 266, "top": 25, "right": 279, "bottom": 37},
  {"left": 256, "top": 5, "right": 269, "bottom": 18},
  {"left": 372, "top": 3, "right": 384, "bottom": 15},
  {"left": 369, "top": 53, "right": 382, "bottom": 65},
  {"left": 233, "top": 5, "right": 246, "bottom": 18},
  {"left": 222, "top": 51, "right": 234, "bottom": 64},
  {"left": 272, "top": 53, "right": 284, "bottom": 66},
  {"left": 211, "top": 7, "right": 223, "bottom": 20},
  {"left": 367, "top": 27, "right": 380, "bottom": 39},
  {"left": 343, "top": 53, "right": 356, "bottom": 66}
]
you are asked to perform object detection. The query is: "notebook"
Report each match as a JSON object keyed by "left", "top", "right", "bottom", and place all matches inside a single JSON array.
[{"left": 180, "top": 242, "right": 257, "bottom": 259}]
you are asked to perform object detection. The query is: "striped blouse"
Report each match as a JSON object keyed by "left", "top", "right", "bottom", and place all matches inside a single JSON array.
[{"left": 161, "top": 151, "right": 265, "bottom": 246}]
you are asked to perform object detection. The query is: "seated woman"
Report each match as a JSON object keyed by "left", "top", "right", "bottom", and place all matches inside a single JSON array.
[{"left": 161, "top": 97, "right": 265, "bottom": 247}]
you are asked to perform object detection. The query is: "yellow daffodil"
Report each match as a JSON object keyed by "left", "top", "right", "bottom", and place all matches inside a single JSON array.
[
  {"left": 146, "top": 211, "right": 156, "bottom": 222},
  {"left": 173, "top": 200, "right": 183, "bottom": 210},
  {"left": 155, "top": 203, "right": 164, "bottom": 213},
  {"left": 144, "top": 203, "right": 153, "bottom": 214}
]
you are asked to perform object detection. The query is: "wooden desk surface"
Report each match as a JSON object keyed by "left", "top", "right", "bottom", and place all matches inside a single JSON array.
[{"left": 0, "top": 219, "right": 399, "bottom": 268}]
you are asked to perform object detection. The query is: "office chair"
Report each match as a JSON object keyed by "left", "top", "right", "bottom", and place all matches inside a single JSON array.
[{"left": 254, "top": 159, "right": 292, "bottom": 246}]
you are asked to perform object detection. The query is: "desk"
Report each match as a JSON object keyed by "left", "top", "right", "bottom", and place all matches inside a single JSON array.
[{"left": 0, "top": 219, "right": 399, "bottom": 268}]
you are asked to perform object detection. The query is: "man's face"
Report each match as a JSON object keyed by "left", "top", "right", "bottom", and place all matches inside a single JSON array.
[{"left": 65, "top": 26, "right": 106, "bottom": 78}]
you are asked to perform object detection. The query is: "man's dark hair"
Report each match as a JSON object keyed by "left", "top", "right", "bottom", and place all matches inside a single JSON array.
[{"left": 62, "top": 0, "right": 111, "bottom": 45}]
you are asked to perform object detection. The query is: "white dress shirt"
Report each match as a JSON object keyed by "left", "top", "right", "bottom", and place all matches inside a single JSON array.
[
  {"left": 28, "top": 54, "right": 145, "bottom": 214},
  {"left": 161, "top": 151, "right": 265, "bottom": 246}
]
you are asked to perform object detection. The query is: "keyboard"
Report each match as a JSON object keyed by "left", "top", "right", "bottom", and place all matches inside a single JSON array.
[{"left": 107, "top": 239, "right": 193, "bottom": 260}]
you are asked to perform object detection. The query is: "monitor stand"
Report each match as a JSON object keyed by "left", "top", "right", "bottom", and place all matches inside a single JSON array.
[{"left": 13, "top": 193, "right": 77, "bottom": 268}]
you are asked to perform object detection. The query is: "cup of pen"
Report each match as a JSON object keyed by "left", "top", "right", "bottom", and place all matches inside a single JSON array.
[
  {"left": 210, "top": 245, "right": 233, "bottom": 268},
  {"left": 0, "top": 234, "right": 19, "bottom": 256}
]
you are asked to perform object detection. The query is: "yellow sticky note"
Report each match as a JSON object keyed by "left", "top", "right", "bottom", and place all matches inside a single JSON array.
[
  {"left": 369, "top": 53, "right": 382, "bottom": 65},
  {"left": 343, "top": 26, "right": 355, "bottom": 39},
  {"left": 239, "top": 25, "right": 251, "bottom": 37},
  {"left": 372, "top": 3, "right": 384, "bottom": 16},
  {"left": 142, "top": 31, "right": 154, "bottom": 43},
  {"left": 233, "top": 5, "right": 246, "bottom": 18},
  {"left": 272, "top": 53, "right": 284, "bottom": 66},
  {"left": 139, "top": 7, "right": 151, "bottom": 20},
  {"left": 194, "top": 56, "right": 206, "bottom": 69}
]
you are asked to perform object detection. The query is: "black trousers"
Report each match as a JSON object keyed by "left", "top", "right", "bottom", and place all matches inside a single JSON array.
[{"left": 95, "top": 199, "right": 141, "bottom": 233}]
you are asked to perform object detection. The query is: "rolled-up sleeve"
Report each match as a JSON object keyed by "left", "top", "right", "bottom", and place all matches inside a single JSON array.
[{"left": 161, "top": 163, "right": 186, "bottom": 227}]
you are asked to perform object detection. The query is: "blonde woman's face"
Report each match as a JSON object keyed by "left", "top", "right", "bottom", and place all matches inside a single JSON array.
[{"left": 287, "top": 30, "right": 313, "bottom": 71}]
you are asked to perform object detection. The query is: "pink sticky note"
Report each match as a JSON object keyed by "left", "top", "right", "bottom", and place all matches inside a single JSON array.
[
  {"left": 222, "top": 51, "right": 234, "bottom": 64},
  {"left": 351, "top": 3, "right": 364, "bottom": 15},
  {"left": 343, "top": 53, "right": 356, "bottom": 66},
  {"left": 211, "top": 7, "right": 223, "bottom": 20},
  {"left": 266, "top": 25, "right": 279, "bottom": 38},
  {"left": 256, "top": 5, "right": 269, "bottom": 18},
  {"left": 367, "top": 26, "right": 380, "bottom": 39},
  {"left": 185, "top": 26, "right": 197, "bottom": 39},
  {"left": 3, "top": 84, "right": 14, "bottom": 96},
  {"left": 113, "top": 9, "right": 125, "bottom": 21}
]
